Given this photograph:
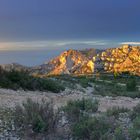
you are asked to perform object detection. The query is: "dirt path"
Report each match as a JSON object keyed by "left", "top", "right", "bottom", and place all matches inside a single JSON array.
[{"left": 0, "top": 88, "right": 139, "bottom": 112}]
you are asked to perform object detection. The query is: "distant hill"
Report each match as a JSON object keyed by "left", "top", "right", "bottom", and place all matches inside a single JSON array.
[
  {"left": 0, "top": 63, "right": 29, "bottom": 72},
  {"left": 0, "top": 45, "right": 140, "bottom": 76}
]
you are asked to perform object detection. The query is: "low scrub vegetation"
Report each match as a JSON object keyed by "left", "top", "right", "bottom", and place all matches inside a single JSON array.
[
  {"left": 126, "top": 78, "right": 137, "bottom": 91},
  {"left": 0, "top": 69, "right": 65, "bottom": 93},
  {"left": 1, "top": 98, "right": 140, "bottom": 139},
  {"left": 129, "top": 104, "right": 140, "bottom": 139},
  {"left": 106, "top": 107, "right": 130, "bottom": 118},
  {"left": 72, "top": 117, "right": 112, "bottom": 140},
  {"left": 62, "top": 99, "right": 129, "bottom": 140},
  {"left": 62, "top": 98, "right": 98, "bottom": 123},
  {"left": 129, "top": 117, "right": 140, "bottom": 139},
  {"left": 51, "top": 74, "right": 140, "bottom": 98},
  {"left": 100, "top": 73, "right": 140, "bottom": 84},
  {"left": 94, "top": 79, "right": 140, "bottom": 98},
  {"left": 92, "top": 73, "right": 140, "bottom": 98},
  {"left": 13, "top": 98, "right": 58, "bottom": 134},
  {"left": 130, "top": 103, "right": 140, "bottom": 120}
]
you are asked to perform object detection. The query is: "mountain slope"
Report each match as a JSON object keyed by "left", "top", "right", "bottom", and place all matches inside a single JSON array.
[{"left": 32, "top": 45, "right": 140, "bottom": 76}]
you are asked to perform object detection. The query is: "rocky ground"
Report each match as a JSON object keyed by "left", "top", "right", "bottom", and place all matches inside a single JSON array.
[{"left": 0, "top": 88, "right": 139, "bottom": 112}]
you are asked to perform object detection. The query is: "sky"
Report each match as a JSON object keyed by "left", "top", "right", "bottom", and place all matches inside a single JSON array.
[{"left": 0, "top": 0, "right": 140, "bottom": 65}]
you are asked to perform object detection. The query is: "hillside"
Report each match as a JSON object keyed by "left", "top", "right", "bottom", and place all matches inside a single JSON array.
[{"left": 32, "top": 45, "right": 140, "bottom": 76}]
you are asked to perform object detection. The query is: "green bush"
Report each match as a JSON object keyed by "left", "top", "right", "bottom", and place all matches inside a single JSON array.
[
  {"left": 129, "top": 117, "right": 140, "bottom": 140},
  {"left": 72, "top": 117, "right": 111, "bottom": 140},
  {"left": 113, "top": 127, "right": 126, "bottom": 140},
  {"left": 63, "top": 98, "right": 98, "bottom": 122},
  {"left": 126, "top": 78, "right": 137, "bottom": 91},
  {"left": 0, "top": 70, "right": 65, "bottom": 93},
  {"left": 13, "top": 98, "right": 58, "bottom": 133},
  {"left": 130, "top": 104, "right": 140, "bottom": 120},
  {"left": 128, "top": 104, "right": 140, "bottom": 139},
  {"left": 79, "top": 78, "right": 90, "bottom": 88},
  {"left": 94, "top": 82, "right": 139, "bottom": 98}
]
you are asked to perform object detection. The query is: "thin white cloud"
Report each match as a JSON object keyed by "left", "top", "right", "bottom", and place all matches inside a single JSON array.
[
  {"left": 120, "top": 42, "right": 140, "bottom": 45},
  {"left": 56, "top": 40, "right": 107, "bottom": 46},
  {"left": 0, "top": 40, "right": 108, "bottom": 51}
]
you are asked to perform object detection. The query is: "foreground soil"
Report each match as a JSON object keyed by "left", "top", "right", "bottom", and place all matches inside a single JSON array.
[{"left": 0, "top": 88, "right": 139, "bottom": 112}]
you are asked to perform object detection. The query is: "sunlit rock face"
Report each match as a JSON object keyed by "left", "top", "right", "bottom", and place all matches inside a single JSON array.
[
  {"left": 16, "top": 46, "right": 140, "bottom": 76},
  {"left": 32, "top": 49, "right": 95, "bottom": 76},
  {"left": 100, "top": 45, "right": 140, "bottom": 76}
]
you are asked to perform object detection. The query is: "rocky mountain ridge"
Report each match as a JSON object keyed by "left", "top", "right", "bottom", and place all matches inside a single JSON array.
[
  {"left": 99, "top": 45, "right": 140, "bottom": 75},
  {"left": 31, "top": 49, "right": 95, "bottom": 76},
  {"left": 0, "top": 45, "right": 140, "bottom": 76}
]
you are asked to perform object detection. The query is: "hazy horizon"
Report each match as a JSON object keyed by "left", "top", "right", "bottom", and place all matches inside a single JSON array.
[{"left": 0, "top": 41, "right": 118, "bottom": 66}]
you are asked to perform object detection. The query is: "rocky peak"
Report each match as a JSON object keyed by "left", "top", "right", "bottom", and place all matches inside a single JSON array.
[
  {"left": 44, "top": 49, "right": 94, "bottom": 75},
  {"left": 99, "top": 45, "right": 140, "bottom": 75}
]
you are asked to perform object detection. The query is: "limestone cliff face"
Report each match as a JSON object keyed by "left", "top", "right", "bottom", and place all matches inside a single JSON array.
[
  {"left": 32, "top": 49, "right": 95, "bottom": 76},
  {"left": 33, "top": 45, "right": 140, "bottom": 76},
  {"left": 99, "top": 45, "right": 140, "bottom": 76}
]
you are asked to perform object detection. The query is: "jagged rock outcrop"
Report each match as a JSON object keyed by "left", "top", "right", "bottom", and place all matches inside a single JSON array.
[
  {"left": 31, "top": 49, "right": 95, "bottom": 76},
  {"left": 99, "top": 45, "right": 140, "bottom": 76}
]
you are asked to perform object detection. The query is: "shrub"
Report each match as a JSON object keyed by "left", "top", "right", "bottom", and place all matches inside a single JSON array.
[
  {"left": 130, "top": 104, "right": 140, "bottom": 120},
  {"left": 63, "top": 98, "right": 98, "bottom": 123},
  {"left": 126, "top": 78, "right": 137, "bottom": 91},
  {"left": 79, "top": 78, "right": 90, "bottom": 88},
  {"left": 106, "top": 107, "right": 129, "bottom": 118},
  {"left": 129, "top": 117, "right": 140, "bottom": 140},
  {"left": 0, "top": 70, "right": 65, "bottom": 93},
  {"left": 72, "top": 117, "right": 111, "bottom": 140},
  {"left": 13, "top": 98, "right": 58, "bottom": 134},
  {"left": 113, "top": 127, "right": 126, "bottom": 140}
]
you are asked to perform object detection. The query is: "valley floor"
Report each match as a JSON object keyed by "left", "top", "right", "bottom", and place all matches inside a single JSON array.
[{"left": 0, "top": 88, "right": 139, "bottom": 112}]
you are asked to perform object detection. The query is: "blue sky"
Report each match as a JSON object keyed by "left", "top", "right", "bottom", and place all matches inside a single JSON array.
[{"left": 0, "top": 0, "right": 140, "bottom": 50}]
